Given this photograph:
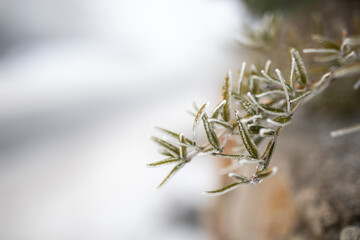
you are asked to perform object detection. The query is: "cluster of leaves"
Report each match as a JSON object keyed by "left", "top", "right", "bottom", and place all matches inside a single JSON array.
[{"left": 148, "top": 14, "right": 360, "bottom": 196}]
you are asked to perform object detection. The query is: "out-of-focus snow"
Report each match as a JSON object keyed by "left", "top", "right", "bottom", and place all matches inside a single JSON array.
[{"left": 0, "top": 0, "right": 246, "bottom": 239}]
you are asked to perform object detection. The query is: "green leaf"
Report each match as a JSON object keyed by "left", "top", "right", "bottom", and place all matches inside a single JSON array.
[
  {"left": 289, "top": 55, "right": 295, "bottom": 88},
  {"left": 259, "top": 128, "right": 275, "bottom": 137},
  {"left": 256, "top": 167, "right": 278, "bottom": 179},
  {"left": 193, "top": 102, "right": 209, "bottom": 143},
  {"left": 179, "top": 133, "right": 187, "bottom": 160},
  {"left": 202, "top": 114, "right": 221, "bottom": 150},
  {"left": 147, "top": 158, "right": 182, "bottom": 167},
  {"left": 247, "top": 92, "right": 287, "bottom": 116},
  {"left": 237, "top": 62, "right": 246, "bottom": 95},
  {"left": 249, "top": 125, "right": 263, "bottom": 135},
  {"left": 222, "top": 71, "right": 232, "bottom": 122},
  {"left": 264, "top": 59, "right": 271, "bottom": 74},
  {"left": 261, "top": 138, "right": 277, "bottom": 169},
  {"left": 291, "top": 48, "right": 308, "bottom": 85},
  {"left": 311, "top": 34, "right": 340, "bottom": 50},
  {"left": 151, "top": 136, "right": 180, "bottom": 157},
  {"left": 207, "top": 118, "right": 233, "bottom": 128},
  {"left": 267, "top": 116, "right": 292, "bottom": 126},
  {"left": 228, "top": 173, "right": 249, "bottom": 182},
  {"left": 212, "top": 153, "right": 246, "bottom": 159},
  {"left": 158, "top": 149, "right": 178, "bottom": 158},
  {"left": 290, "top": 90, "right": 312, "bottom": 103},
  {"left": 232, "top": 93, "right": 258, "bottom": 115},
  {"left": 235, "top": 110, "right": 260, "bottom": 159},
  {"left": 158, "top": 162, "right": 186, "bottom": 188},
  {"left": 211, "top": 100, "right": 226, "bottom": 118},
  {"left": 202, "top": 182, "right": 242, "bottom": 196},
  {"left": 155, "top": 127, "right": 194, "bottom": 145},
  {"left": 255, "top": 90, "right": 284, "bottom": 98},
  {"left": 275, "top": 69, "right": 290, "bottom": 112}
]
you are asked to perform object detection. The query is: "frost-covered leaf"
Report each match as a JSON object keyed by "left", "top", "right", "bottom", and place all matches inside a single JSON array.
[
  {"left": 249, "top": 125, "right": 263, "bottom": 135},
  {"left": 264, "top": 60, "right": 272, "bottom": 74},
  {"left": 291, "top": 48, "right": 308, "bottom": 85},
  {"left": 256, "top": 167, "right": 278, "bottom": 179},
  {"left": 232, "top": 93, "right": 258, "bottom": 115},
  {"left": 193, "top": 102, "right": 209, "bottom": 143},
  {"left": 255, "top": 90, "right": 284, "bottom": 98},
  {"left": 275, "top": 68, "right": 290, "bottom": 112},
  {"left": 311, "top": 34, "right": 340, "bottom": 49},
  {"left": 259, "top": 128, "right": 275, "bottom": 137},
  {"left": 228, "top": 173, "right": 249, "bottom": 182},
  {"left": 147, "top": 158, "right": 182, "bottom": 167},
  {"left": 151, "top": 136, "right": 180, "bottom": 157},
  {"left": 235, "top": 110, "right": 260, "bottom": 159},
  {"left": 261, "top": 138, "right": 277, "bottom": 169},
  {"left": 158, "top": 162, "right": 186, "bottom": 188},
  {"left": 237, "top": 62, "right": 246, "bottom": 95},
  {"left": 202, "top": 182, "right": 242, "bottom": 196},
  {"left": 241, "top": 114, "right": 262, "bottom": 124},
  {"left": 289, "top": 55, "right": 296, "bottom": 88},
  {"left": 158, "top": 149, "right": 177, "bottom": 157},
  {"left": 267, "top": 116, "right": 292, "bottom": 126},
  {"left": 222, "top": 71, "right": 232, "bottom": 122},
  {"left": 202, "top": 114, "right": 221, "bottom": 150},
  {"left": 247, "top": 92, "right": 287, "bottom": 116},
  {"left": 290, "top": 90, "right": 312, "bottom": 103},
  {"left": 212, "top": 153, "right": 246, "bottom": 159},
  {"left": 239, "top": 158, "right": 265, "bottom": 165},
  {"left": 211, "top": 100, "right": 226, "bottom": 119},
  {"left": 208, "top": 118, "right": 233, "bottom": 128},
  {"left": 303, "top": 48, "right": 339, "bottom": 54},
  {"left": 155, "top": 127, "right": 194, "bottom": 145},
  {"left": 179, "top": 133, "right": 187, "bottom": 159}
]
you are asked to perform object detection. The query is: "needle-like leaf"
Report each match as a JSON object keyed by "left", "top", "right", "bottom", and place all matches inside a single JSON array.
[
  {"left": 207, "top": 118, "right": 233, "bottom": 128},
  {"left": 232, "top": 93, "right": 258, "bottom": 115},
  {"left": 193, "top": 102, "right": 209, "bottom": 143},
  {"left": 267, "top": 116, "right": 292, "bottom": 126},
  {"left": 158, "top": 162, "right": 186, "bottom": 188},
  {"left": 202, "top": 182, "right": 242, "bottom": 196},
  {"left": 275, "top": 68, "right": 291, "bottom": 112},
  {"left": 179, "top": 133, "right": 187, "bottom": 160},
  {"left": 222, "top": 71, "right": 232, "bottom": 122},
  {"left": 151, "top": 136, "right": 180, "bottom": 157},
  {"left": 255, "top": 90, "right": 284, "bottom": 98},
  {"left": 237, "top": 62, "right": 246, "bottom": 95},
  {"left": 247, "top": 92, "right": 287, "bottom": 116},
  {"left": 228, "top": 173, "right": 249, "bottom": 182},
  {"left": 291, "top": 48, "right": 308, "bottom": 85},
  {"left": 235, "top": 110, "right": 260, "bottom": 159},
  {"left": 212, "top": 153, "right": 247, "bottom": 159},
  {"left": 147, "top": 158, "right": 182, "bottom": 167},
  {"left": 256, "top": 167, "right": 278, "bottom": 179},
  {"left": 211, "top": 100, "right": 227, "bottom": 118},
  {"left": 261, "top": 138, "right": 277, "bottom": 169},
  {"left": 290, "top": 90, "right": 312, "bottom": 103},
  {"left": 311, "top": 34, "right": 340, "bottom": 50},
  {"left": 202, "top": 114, "right": 221, "bottom": 150},
  {"left": 155, "top": 127, "right": 194, "bottom": 145}
]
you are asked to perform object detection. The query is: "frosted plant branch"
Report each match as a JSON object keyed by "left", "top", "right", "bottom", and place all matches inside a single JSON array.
[{"left": 148, "top": 15, "right": 360, "bottom": 195}]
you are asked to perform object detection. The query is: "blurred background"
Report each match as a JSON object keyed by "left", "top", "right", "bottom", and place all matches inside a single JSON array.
[{"left": 0, "top": 0, "right": 247, "bottom": 239}]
